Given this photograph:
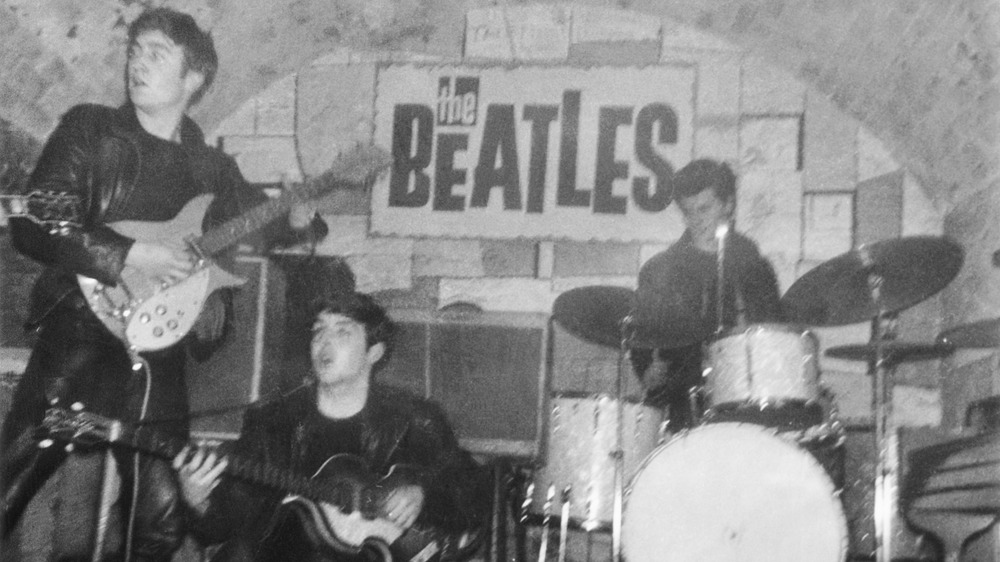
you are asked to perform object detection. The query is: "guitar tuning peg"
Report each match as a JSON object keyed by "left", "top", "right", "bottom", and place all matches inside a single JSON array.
[
  {"left": 37, "top": 438, "right": 54, "bottom": 449},
  {"left": 70, "top": 402, "right": 85, "bottom": 412},
  {"left": 64, "top": 443, "right": 75, "bottom": 453}
]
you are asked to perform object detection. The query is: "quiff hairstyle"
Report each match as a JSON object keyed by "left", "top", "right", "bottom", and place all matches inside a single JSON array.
[
  {"left": 672, "top": 159, "right": 737, "bottom": 205},
  {"left": 127, "top": 8, "right": 218, "bottom": 105}
]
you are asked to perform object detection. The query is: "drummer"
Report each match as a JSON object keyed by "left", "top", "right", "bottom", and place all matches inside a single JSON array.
[{"left": 631, "top": 158, "right": 783, "bottom": 429}]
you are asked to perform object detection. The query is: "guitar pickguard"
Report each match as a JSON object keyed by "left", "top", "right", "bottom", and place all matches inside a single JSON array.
[{"left": 79, "top": 263, "right": 245, "bottom": 352}]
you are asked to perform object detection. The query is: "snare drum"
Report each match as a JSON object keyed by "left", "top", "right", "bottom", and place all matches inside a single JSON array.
[
  {"left": 527, "top": 392, "right": 664, "bottom": 530},
  {"left": 703, "top": 323, "right": 820, "bottom": 418},
  {"left": 622, "top": 423, "right": 848, "bottom": 562}
]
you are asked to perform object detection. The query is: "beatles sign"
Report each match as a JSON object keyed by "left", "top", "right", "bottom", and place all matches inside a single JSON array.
[{"left": 372, "top": 64, "right": 695, "bottom": 241}]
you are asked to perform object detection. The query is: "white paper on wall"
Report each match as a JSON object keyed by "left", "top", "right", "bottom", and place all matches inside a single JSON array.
[{"left": 371, "top": 64, "right": 696, "bottom": 243}]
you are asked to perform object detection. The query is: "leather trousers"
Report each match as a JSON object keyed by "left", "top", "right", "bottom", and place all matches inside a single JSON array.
[{"left": 1, "top": 297, "right": 187, "bottom": 561}]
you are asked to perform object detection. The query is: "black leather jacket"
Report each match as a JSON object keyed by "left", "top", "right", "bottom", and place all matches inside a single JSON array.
[
  {"left": 10, "top": 102, "right": 322, "bottom": 328},
  {"left": 3, "top": 103, "right": 325, "bottom": 558},
  {"left": 193, "top": 384, "right": 491, "bottom": 561}
]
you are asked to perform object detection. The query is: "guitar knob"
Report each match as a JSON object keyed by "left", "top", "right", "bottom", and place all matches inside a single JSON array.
[
  {"left": 167, "top": 320, "right": 178, "bottom": 330},
  {"left": 155, "top": 305, "right": 167, "bottom": 315},
  {"left": 139, "top": 313, "right": 151, "bottom": 324}
]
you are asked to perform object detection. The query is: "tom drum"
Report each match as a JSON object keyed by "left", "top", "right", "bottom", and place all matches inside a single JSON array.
[
  {"left": 703, "top": 324, "right": 821, "bottom": 421},
  {"left": 528, "top": 392, "right": 664, "bottom": 530}
]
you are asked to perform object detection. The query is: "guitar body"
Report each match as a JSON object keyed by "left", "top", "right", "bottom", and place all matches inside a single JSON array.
[
  {"left": 41, "top": 409, "right": 483, "bottom": 562},
  {"left": 77, "top": 194, "right": 246, "bottom": 352},
  {"left": 273, "top": 455, "right": 477, "bottom": 562},
  {"left": 63, "top": 144, "right": 391, "bottom": 353}
]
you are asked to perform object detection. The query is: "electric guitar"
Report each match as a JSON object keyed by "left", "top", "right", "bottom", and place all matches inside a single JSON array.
[
  {"left": 68, "top": 144, "right": 390, "bottom": 352},
  {"left": 41, "top": 407, "right": 483, "bottom": 562}
]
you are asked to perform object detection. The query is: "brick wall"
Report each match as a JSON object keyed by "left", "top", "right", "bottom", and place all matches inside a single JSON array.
[{"left": 204, "top": 4, "right": 950, "bottom": 428}]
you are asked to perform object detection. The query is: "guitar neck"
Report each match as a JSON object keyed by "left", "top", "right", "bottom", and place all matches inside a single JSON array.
[
  {"left": 117, "top": 425, "right": 323, "bottom": 501},
  {"left": 194, "top": 144, "right": 389, "bottom": 257},
  {"left": 196, "top": 185, "right": 316, "bottom": 257}
]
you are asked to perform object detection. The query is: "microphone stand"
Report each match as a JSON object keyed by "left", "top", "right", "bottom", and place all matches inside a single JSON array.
[{"left": 715, "top": 222, "right": 729, "bottom": 334}]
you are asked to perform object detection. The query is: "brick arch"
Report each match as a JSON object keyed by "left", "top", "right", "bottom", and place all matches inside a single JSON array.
[
  {"left": 644, "top": 0, "right": 998, "bottom": 206},
  {"left": 0, "top": 0, "right": 994, "bottom": 206}
]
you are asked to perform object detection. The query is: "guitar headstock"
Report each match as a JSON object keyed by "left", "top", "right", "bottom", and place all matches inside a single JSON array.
[
  {"left": 306, "top": 144, "right": 392, "bottom": 196},
  {"left": 1, "top": 191, "right": 82, "bottom": 227},
  {"left": 41, "top": 407, "right": 119, "bottom": 447}
]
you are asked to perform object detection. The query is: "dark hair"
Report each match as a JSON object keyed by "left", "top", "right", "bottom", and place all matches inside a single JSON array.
[
  {"left": 127, "top": 8, "right": 218, "bottom": 105},
  {"left": 312, "top": 292, "right": 395, "bottom": 369},
  {"left": 672, "top": 159, "right": 736, "bottom": 204}
]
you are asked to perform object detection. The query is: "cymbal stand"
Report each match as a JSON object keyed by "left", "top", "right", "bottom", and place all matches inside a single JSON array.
[
  {"left": 610, "top": 315, "right": 635, "bottom": 562},
  {"left": 865, "top": 260, "right": 898, "bottom": 562}
]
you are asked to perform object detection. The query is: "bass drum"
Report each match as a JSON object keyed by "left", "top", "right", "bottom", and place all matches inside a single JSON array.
[{"left": 622, "top": 423, "right": 847, "bottom": 562}]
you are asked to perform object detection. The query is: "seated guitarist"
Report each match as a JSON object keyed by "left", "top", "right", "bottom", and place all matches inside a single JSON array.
[
  {"left": 174, "top": 291, "right": 491, "bottom": 562},
  {"left": 1, "top": 7, "right": 325, "bottom": 560}
]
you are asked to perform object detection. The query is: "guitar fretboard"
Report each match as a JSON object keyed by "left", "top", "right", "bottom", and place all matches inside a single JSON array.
[
  {"left": 120, "top": 424, "right": 326, "bottom": 503},
  {"left": 193, "top": 145, "right": 387, "bottom": 257}
]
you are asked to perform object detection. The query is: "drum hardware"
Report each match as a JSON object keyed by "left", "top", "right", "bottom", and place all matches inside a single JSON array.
[
  {"left": 827, "top": 319, "right": 964, "bottom": 562},
  {"left": 686, "top": 386, "right": 703, "bottom": 428},
  {"left": 784, "top": 235, "right": 965, "bottom": 562},
  {"left": 538, "top": 484, "right": 555, "bottom": 562},
  {"left": 557, "top": 486, "right": 571, "bottom": 562},
  {"left": 825, "top": 341, "right": 955, "bottom": 364},
  {"left": 937, "top": 317, "right": 1000, "bottom": 349},
  {"left": 715, "top": 221, "right": 730, "bottom": 331}
]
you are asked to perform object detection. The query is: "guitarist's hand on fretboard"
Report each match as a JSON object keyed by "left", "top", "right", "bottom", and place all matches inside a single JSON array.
[
  {"left": 288, "top": 201, "right": 319, "bottom": 230},
  {"left": 125, "top": 240, "right": 198, "bottom": 286},
  {"left": 173, "top": 444, "right": 228, "bottom": 517}
]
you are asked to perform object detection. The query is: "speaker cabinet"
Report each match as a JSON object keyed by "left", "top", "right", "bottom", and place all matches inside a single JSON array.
[
  {"left": 185, "top": 255, "right": 286, "bottom": 439},
  {"left": 380, "top": 309, "right": 549, "bottom": 459}
]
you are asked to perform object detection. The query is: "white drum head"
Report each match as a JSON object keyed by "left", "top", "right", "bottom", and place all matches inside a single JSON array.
[{"left": 622, "top": 423, "right": 847, "bottom": 562}]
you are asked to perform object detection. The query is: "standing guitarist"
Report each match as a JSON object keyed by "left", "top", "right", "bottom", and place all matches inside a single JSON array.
[
  {"left": 1, "top": 7, "right": 325, "bottom": 560},
  {"left": 174, "top": 291, "right": 491, "bottom": 561}
]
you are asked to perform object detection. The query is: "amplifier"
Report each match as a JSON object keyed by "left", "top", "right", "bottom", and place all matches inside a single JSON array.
[
  {"left": 185, "top": 255, "right": 287, "bottom": 439},
  {"left": 380, "top": 308, "right": 549, "bottom": 459}
]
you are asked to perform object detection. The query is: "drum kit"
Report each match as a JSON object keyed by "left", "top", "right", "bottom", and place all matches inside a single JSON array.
[{"left": 527, "top": 235, "right": 970, "bottom": 562}]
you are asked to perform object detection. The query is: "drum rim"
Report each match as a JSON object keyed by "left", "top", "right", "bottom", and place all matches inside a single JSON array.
[
  {"left": 548, "top": 390, "right": 648, "bottom": 404},
  {"left": 622, "top": 421, "right": 849, "bottom": 562},
  {"left": 706, "top": 322, "right": 815, "bottom": 342}
]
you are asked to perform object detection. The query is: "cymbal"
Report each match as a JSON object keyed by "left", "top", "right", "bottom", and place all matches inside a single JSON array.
[
  {"left": 825, "top": 341, "right": 955, "bottom": 364},
  {"left": 552, "top": 286, "right": 635, "bottom": 348},
  {"left": 937, "top": 318, "right": 1000, "bottom": 348},
  {"left": 782, "top": 236, "right": 964, "bottom": 326},
  {"left": 629, "top": 288, "right": 715, "bottom": 349}
]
